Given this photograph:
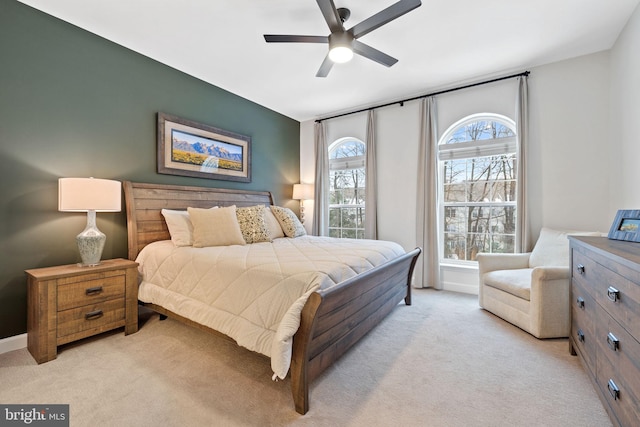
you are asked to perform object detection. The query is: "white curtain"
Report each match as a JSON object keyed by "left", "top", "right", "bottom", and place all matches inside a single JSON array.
[
  {"left": 416, "top": 97, "right": 441, "bottom": 289},
  {"left": 515, "top": 75, "right": 531, "bottom": 252},
  {"left": 364, "top": 110, "right": 378, "bottom": 239},
  {"left": 312, "top": 121, "right": 329, "bottom": 236}
]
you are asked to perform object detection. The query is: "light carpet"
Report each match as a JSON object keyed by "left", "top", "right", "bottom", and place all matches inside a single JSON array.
[{"left": 0, "top": 289, "right": 612, "bottom": 427}]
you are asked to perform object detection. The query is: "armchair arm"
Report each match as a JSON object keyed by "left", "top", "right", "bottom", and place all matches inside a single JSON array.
[
  {"left": 529, "top": 266, "right": 571, "bottom": 338},
  {"left": 476, "top": 253, "right": 531, "bottom": 277},
  {"left": 531, "top": 266, "right": 570, "bottom": 281}
]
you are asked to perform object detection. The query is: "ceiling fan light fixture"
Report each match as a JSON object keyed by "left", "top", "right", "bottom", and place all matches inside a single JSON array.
[
  {"left": 328, "top": 32, "right": 354, "bottom": 63},
  {"left": 329, "top": 46, "right": 353, "bottom": 63}
]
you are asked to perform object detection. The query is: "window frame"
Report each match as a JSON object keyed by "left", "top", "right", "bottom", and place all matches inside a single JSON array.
[
  {"left": 328, "top": 137, "right": 366, "bottom": 239},
  {"left": 438, "top": 113, "right": 518, "bottom": 266}
]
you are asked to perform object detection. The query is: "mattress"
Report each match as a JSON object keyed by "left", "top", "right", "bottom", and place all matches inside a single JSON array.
[{"left": 135, "top": 235, "right": 406, "bottom": 379}]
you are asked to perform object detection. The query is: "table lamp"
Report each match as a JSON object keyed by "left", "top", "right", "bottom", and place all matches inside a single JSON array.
[
  {"left": 292, "top": 183, "right": 314, "bottom": 224},
  {"left": 58, "top": 177, "right": 121, "bottom": 266}
]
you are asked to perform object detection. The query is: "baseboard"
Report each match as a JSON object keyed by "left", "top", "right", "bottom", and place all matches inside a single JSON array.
[
  {"left": 0, "top": 333, "right": 27, "bottom": 355},
  {"left": 443, "top": 281, "right": 478, "bottom": 295}
]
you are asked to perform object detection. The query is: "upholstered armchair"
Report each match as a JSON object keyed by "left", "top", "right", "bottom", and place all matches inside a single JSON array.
[{"left": 477, "top": 228, "right": 599, "bottom": 339}]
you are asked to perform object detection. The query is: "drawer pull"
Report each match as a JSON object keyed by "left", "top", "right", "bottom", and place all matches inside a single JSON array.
[
  {"left": 607, "top": 286, "right": 620, "bottom": 302},
  {"left": 607, "top": 379, "right": 620, "bottom": 400},
  {"left": 576, "top": 264, "right": 585, "bottom": 275},
  {"left": 84, "top": 310, "right": 104, "bottom": 320},
  {"left": 606, "top": 332, "right": 619, "bottom": 351},
  {"left": 576, "top": 296, "right": 585, "bottom": 309},
  {"left": 85, "top": 286, "right": 103, "bottom": 296},
  {"left": 577, "top": 329, "right": 585, "bottom": 343}
]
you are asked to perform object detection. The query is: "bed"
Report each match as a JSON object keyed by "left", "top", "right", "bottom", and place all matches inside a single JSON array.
[{"left": 123, "top": 181, "right": 421, "bottom": 414}]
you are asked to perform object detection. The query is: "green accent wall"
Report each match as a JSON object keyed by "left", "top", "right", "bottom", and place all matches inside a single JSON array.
[{"left": 0, "top": 1, "right": 300, "bottom": 339}]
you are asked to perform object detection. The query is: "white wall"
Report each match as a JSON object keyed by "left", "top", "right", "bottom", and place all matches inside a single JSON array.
[
  {"left": 610, "top": 4, "right": 640, "bottom": 211},
  {"left": 301, "top": 28, "right": 635, "bottom": 292},
  {"left": 528, "top": 52, "right": 613, "bottom": 234}
]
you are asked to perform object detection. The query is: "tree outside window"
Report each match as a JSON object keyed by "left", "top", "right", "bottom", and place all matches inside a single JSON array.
[
  {"left": 329, "top": 138, "right": 366, "bottom": 239},
  {"left": 440, "top": 115, "right": 517, "bottom": 262}
]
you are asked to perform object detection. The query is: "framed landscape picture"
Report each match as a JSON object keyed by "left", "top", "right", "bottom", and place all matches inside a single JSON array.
[
  {"left": 608, "top": 209, "right": 640, "bottom": 243},
  {"left": 157, "top": 112, "right": 251, "bottom": 182}
]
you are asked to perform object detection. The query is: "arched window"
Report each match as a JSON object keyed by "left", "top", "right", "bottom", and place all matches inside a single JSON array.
[
  {"left": 439, "top": 113, "right": 517, "bottom": 262},
  {"left": 328, "top": 137, "right": 366, "bottom": 238}
]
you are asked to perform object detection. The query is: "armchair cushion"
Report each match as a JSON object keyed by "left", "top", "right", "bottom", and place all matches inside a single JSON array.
[
  {"left": 529, "top": 227, "right": 602, "bottom": 268},
  {"left": 484, "top": 268, "right": 533, "bottom": 301}
]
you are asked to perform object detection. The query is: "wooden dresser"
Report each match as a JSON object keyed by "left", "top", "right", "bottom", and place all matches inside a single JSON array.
[
  {"left": 569, "top": 236, "right": 640, "bottom": 427},
  {"left": 26, "top": 258, "right": 139, "bottom": 363}
]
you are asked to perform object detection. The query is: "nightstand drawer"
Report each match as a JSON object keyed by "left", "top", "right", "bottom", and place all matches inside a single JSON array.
[
  {"left": 57, "top": 298, "right": 126, "bottom": 343},
  {"left": 57, "top": 275, "right": 125, "bottom": 311}
]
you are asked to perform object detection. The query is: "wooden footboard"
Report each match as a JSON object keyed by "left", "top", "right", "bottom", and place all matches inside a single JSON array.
[{"left": 290, "top": 247, "right": 421, "bottom": 414}]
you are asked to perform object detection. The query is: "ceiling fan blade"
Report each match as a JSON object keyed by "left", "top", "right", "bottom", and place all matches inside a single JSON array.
[
  {"left": 316, "top": 55, "right": 334, "bottom": 78},
  {"left": 264, "top": 35, "right": 328, "bottom": 43},
  {"left": 349, "top": 0, "right": 422, "bottom": 39},
  {"left": 352, "top": 40, "right": 398, "bottom": 67},
  {"left": 316, "top": 0, "right": 344, "bottom": 33}
]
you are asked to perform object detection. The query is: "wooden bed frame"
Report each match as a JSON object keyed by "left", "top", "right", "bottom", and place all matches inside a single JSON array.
[{"left": 123, "top": 181, "right": 421, "bottom": 414}]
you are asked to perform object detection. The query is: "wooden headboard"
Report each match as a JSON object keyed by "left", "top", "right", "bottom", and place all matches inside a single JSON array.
[{"left": 123, "top": 181, "right": 275, "bottom": 260}]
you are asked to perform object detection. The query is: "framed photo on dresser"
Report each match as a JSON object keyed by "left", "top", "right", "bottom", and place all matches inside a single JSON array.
[{"left": 607, "top": 209, "right": 640, "bottom": 242}]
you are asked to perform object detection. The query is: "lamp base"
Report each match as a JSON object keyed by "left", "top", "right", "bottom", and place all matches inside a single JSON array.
[{"left": 77, "top": 210, "right": 106, "bottom": 267}]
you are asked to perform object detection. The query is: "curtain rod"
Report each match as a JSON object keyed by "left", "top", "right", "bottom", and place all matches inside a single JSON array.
[{"left": 315, "top": 70, "right": 530, "bottom": 123}]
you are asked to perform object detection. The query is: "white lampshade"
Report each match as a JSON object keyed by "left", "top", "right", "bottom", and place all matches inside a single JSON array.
[
  {"left": 292, "top": 183, "right": 314, "bottom": 200},
  {"left": 58, "top": 177, "right": 121, "bottom": 266},
  {"left": 59, "top": 178, "right": 121, "bottom": 212}
]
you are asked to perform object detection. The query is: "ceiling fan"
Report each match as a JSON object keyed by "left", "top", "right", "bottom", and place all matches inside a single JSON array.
[{"left": 264, "top": 0, "right": 422, "bottom": 77}]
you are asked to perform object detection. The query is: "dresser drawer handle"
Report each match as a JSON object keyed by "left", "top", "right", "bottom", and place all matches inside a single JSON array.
[
  {"left": 607, "top": 287, "right": 620, "bottom": 302},
  {"left": 577, "top": 329, "right": 585, "bottom": 343},
  {"left": 606, "top": 332, "right": 619, "bottom": 352},
  {"left": 85, "top": 286, "right": 103, "bottom": 296},
  {"left": 607, "top": 379, "right": 620, "bottom": 400},
  {"left": 85, "top": 310, "right": 104, "bottom": 320},
  {"left": 576, "top": 297, "right": 585, "bottom": 309},
  {"left": 576, "top": 264, "right": 585, "bottom": 275}
]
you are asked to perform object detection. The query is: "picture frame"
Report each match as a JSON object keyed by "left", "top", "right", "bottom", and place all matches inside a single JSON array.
[
  {"left": 157, "top": 112, "right": 251, "bottom": 182},
  {"left": 607, "top": 209, "right": 640, "bottom": 243}
]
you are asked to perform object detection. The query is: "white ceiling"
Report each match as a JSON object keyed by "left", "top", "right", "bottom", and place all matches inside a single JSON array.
[{"left": 18, "top": 0, "right": 639, "bottom": 122}]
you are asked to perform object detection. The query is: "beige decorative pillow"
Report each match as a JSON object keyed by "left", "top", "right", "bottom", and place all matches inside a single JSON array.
[
  {"left": 264, "top": 208, "right": 285, "bottom": 239},
  {"left": 236, "top": 205, "right": 271, "bottom": 244},
  {"left": 187, "top": 205, "right": 245, "bottom": 247},
  {"left": 270, "top": 205, "right": 306, "bottom": 238},
  {"left": 161, "top": 209, "right": 193, "bottom": 246}
]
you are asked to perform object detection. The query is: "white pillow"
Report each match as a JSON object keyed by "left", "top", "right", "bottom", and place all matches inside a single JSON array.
[
  {"left": 270, "top": 206, "right": 306, "bottom": 238},
  {"left": 161, "top": 209, "right": 193, "bottom": 247},
  {"left": 264, "top": 208, "right": 285, "bottom": 239},
  {"left": 188, "top": 205, "right": 245, "bottom": 247}
]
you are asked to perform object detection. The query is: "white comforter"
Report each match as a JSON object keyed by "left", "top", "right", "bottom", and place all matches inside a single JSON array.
[{"left": 135, "top": 236, "right": 406, "bottom": 379}]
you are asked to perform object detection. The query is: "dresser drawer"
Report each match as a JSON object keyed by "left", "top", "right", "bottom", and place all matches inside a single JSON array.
[
  {"left": 571, "top": 280, "right": 597, "bottom": 373},
  {"left": 589, "top": 264, "right": 640, "bottom": 338},
  {"left": 57, "top": 298, "right": 126, "bottom": 343},
  {"left": 57, "top": 275, "right": 126, "bottom": 311},
  {"left": 572, "top": 248, "right": 600, "bottom": 300},
  {"left": 595, "top": 308, "right": 640, "bottom": 427}
]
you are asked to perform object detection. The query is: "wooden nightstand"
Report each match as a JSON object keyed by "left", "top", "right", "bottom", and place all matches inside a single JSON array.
[{"left": 26, "top": 258, "right": 139, "bottom": 364}]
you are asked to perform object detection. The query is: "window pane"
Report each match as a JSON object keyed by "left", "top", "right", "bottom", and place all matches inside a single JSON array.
[
  {"left": 328, "top": 138, "right": 366, "bottom": 239},
  {"left": 444, "top": 206, "right": 467, "bottom": 233},
  {"left": 439, "top": 115, "right": 518, "bottom": 261},
  {"left": 444, "top": 233, "right": 466, "bottom": 260},
  {"left": 443, "top": 183, "right": 466, "bottom": 203},
  {"left": 443, "top": 160, "right": 466, "bottom": 183}
]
